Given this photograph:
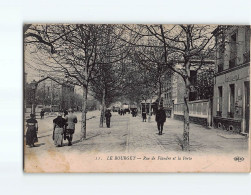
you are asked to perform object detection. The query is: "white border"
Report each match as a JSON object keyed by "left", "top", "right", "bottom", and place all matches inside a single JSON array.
[{"left": 0, "top": 0, "right": 250, "bottom": 194}]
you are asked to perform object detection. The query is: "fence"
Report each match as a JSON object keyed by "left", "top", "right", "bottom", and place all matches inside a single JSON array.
[{"left": 173, "top": 99, "right": 212, "bottom": 126}]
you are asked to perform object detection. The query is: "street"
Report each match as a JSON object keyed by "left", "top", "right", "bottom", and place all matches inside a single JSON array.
[{"left": 24, "top": 111, "right": 248, "bottom": 155}]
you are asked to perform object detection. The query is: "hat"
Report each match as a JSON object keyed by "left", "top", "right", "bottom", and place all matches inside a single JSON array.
[
  {"left": 68, "top": 108, "right": 73, "bottom": 112},
  {"left": 57, "top": 112, "right": 63, "bottom": 116}
]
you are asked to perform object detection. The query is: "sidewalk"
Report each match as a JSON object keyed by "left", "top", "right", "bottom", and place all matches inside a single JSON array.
[{"left": 151, "top": 117, "right": 248, "bottom": 154}]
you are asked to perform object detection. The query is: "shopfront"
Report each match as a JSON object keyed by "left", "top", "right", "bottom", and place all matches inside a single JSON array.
[{"left": 213, "top": 64, "right": 250, "bottom": 134}]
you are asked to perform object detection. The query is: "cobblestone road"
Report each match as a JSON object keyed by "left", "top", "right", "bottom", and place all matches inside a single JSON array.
[{"left": 24, "top": 111, "right": 248, "bottom": 156}]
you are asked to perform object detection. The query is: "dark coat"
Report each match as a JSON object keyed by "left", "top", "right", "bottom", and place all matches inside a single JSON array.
[
  {"left": 155, "top": 109, "right": 166, "bottom": 123},
  {"left": 26, "top": 118, "right": 38, "bottom": 145},
  {"left": 105, "top": 111, "right": 112, "bottom": 119},
  {"left": 53, "top": 116, "right": 66, "bottom": 129}
]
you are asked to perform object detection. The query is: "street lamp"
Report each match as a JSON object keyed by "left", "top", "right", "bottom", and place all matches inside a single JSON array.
[{"left": 30, "top": 80, "right": 37, "bottom": 115}]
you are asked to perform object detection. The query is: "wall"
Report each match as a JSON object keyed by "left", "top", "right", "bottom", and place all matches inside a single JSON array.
[{"left": 174, "top": 99, "right": 212, "bottom": 126}]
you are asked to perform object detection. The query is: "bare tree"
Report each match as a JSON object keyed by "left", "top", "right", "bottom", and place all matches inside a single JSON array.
[
  {"left": 24, "top": 24, "right": 108, "bottom": 140},
  {"left": 123, "top": 24, "right": 216, "bottom": 150}
]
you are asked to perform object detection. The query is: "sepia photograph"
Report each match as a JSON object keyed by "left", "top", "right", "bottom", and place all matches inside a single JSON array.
[
  {"left": 23, "top": 24, "right": 250, "bottom": 172},
  {"left": 1, "top": 0, "right": 251, "bottom": 194}
]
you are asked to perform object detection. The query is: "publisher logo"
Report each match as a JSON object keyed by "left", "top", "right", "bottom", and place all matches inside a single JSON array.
[{"left": 234, "top": 156, "right": 244, "bottom": 162}]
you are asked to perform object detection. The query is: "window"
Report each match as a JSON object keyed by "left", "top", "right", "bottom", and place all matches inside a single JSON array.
[
  {"left": 244, "top": 27, "right": 250, "bottom": 52},
  {"left": 218, "top": 64, "right": 224, "bottom": 72},
  {"left": 228, "top": 84, "right": 235, "bottom": 118},
  {"left": 217, "top": 43, "right": 224, "bottom": 72},
  {"left": 217, "top": 86, "right": 223, "bottom": 117},
  {"left": 229, "top": 32, "right": 237, "bottom": 68},
  {"left": 243, "top": 27, "right": 250, "bottom": 63}
]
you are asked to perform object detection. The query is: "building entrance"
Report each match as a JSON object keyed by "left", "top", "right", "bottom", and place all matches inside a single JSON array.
[{"left": 244, "top": 81, "right": 250, "bottom": 133}]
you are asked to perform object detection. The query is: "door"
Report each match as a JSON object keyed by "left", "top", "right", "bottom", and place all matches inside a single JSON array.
[
  {"left": 229, "top": 84, "right": 235, "bottom": 118},
  {"left": 244, "top": 81, "right": 250, "bottom": 133}
]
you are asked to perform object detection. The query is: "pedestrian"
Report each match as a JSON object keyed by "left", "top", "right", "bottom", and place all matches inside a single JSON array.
[
  {"left": 25, "top": 113, "right": 38, "bottom": 147},
  {"left": 131, "top": 109, "right": 135, "bottom": 117},
  {"left": 64, "top": 108, "right": 77, "bottom": 146},
  {"left": 40, "top": 109, "right": 45, "bottom": 119},
  {"left": 105, "top": 109, "right": 112, "bottom": 128},
  {"left": 142, "top": 110, "right": 147, "bottom": 122},
  {"left": 155, "top": 105, "right": 166, "bottom": 135},
  {"left": 53, "top": 112, "right": 66, "bottom": 147},
  {"left": 135, "top": 108, "right": 138, "bottom": 117},
  {"left": 64, "top": 109, "right": 68, "bottom": 117}
]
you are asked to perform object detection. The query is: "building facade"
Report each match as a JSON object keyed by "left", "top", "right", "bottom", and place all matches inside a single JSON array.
[
  {"left": 162, "top": 61, "right": 214, "bottom": 125},
  {"left": 213, "top": 25, "right": 250, "bottom": 134}
]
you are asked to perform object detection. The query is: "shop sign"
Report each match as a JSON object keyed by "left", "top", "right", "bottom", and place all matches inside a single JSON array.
[{"left": 225, "top": 74, "right": 239, "bottom": 82}]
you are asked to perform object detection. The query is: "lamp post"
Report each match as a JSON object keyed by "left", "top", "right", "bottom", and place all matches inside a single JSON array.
[{"left": 30, "top": 80, "right": 37, "bottom": 115}]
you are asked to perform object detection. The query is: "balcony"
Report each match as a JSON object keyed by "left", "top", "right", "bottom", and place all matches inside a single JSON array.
[
  {"left": 227, "top": 112, "right": 234, "bottom": 118},
  {"left": 229, "top": 58, "right": 237, "bottom": 69},
  {"left": 216, "top": 111, "right": 222, "bottom": 117}
]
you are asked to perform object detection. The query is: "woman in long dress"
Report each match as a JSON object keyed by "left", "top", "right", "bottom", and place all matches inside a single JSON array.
[
  {"left": 53, "top": 113, "right": 66, "bottom": 147},
  {"left": 26, "top": 114, "right": 38, "bottom": 147}
]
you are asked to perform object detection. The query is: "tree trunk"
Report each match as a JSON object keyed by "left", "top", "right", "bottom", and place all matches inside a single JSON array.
[
  {"left": 100, "top": 88, "right": 106, "bottom": 127},
  {"left": 158, "top": 79, "right": 162, "bottom": 109},
  {"left": 32, "top": 86, "right": 37, "bottom": 115},
  {"left": 81, "top": 85, "right": 88, "bottom": 140},
  {"left": 183, "top": 84, "right": 190, "bottom": 151},
  {"left": 148, "top": 96, "right": 152, "bottom": 122},
  {"left": 145, "top": 101, "right": 147, "bottom": 114}
]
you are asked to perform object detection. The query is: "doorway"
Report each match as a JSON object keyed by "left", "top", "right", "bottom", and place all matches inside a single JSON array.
[{"left": 244, "top": 81, "right": 250, "bottom": 133}]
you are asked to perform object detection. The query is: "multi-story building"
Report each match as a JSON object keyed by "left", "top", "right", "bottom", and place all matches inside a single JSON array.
[
  {"left": 212, "top": 25, "right": 250, "bottom": 134},
  {"left": 25, "top": 76, "right": 76, "bottom": 112},
  {"left": 162, "top": 61, "right": 214, "bottom": 124}
]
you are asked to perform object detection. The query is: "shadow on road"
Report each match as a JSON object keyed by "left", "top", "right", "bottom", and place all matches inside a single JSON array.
[
  {"left": 34, "top": 143, "right": 45, "bottom": 147},
  {"left": 38, "top": 134, "right": 52, "bottom": 138}
]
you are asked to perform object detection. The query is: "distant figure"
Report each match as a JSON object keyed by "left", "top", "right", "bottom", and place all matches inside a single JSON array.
[
  {"left": 142, "top": 111, "right": 147, "bottom": 122},
  {"left": 120, "top": 109, "right": 123, "bottom": 116},
  {"left": 118, "top": 109, "right": 121, "bottom": 115},
  {"left": 40, "top": 109, "right": 45, "bottom": 119},
  {"left": 131, "top": 109, "right": 135, "bottom": 117},
  {"left": 155, "top": 106, "right": 166, "bottom": 135},
  {"left": 105, "top": 109, "right": 112, "bottom": 128},
  {"left": 65, "top": 108, "right": 77, "bottom": 146},
  {"left": 53, "top": 112, "right": 66, "bottom": 147},
  {"left": 26, "top": 114, "right": 38, "bottom": 147}
]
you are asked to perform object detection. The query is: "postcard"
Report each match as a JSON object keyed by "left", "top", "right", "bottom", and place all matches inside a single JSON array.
[{"left": 23, "top": 24, "right": 250, "bottom": 172}]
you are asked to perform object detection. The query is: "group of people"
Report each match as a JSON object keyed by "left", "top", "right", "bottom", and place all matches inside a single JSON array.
[
  {"left": 53, "top": 108, "right": 78, "bottom": 147},
  {"left": 25, "top": 108, "right": 78, "bottom": 148},
  {"left": 118, "top": 109, "right": 126, "bottom": 115},
  {"left": 25, "top": 105, "right": 167, "bottom": 148},
  {"left": 131, "top": 109, "right": 138, "bottom": 117}
]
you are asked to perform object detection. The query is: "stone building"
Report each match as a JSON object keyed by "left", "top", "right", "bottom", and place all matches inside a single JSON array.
[
  {"left": 162, "top": 61, "right": 214, "bottom": 125},
  {"left": 212, "top": 25, "right": 250, "bottom": 134},
  {"left": 25, "top": 76, "right": 76, "bottom": 113}
]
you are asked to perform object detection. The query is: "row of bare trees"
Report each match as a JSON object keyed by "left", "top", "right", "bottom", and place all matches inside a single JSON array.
[{"left": 24, "top": 24, "right": 216, "bottom": 150}]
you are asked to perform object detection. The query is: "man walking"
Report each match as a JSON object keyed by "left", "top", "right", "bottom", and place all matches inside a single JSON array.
[
  {"left": 105, "top": 109, "right": 112, "bottom": 128},
  {"left": 142, "top": 110, "right": 147, "bottom": 122},
  {"left": 40, "top": 109, "right": 45, "bottom": 119},
  {"left": 155, "top": 106, "right": 166, "bottom": 135},
  {"left": 65, "top": 108, "right": 77, "bottom": 146}
]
